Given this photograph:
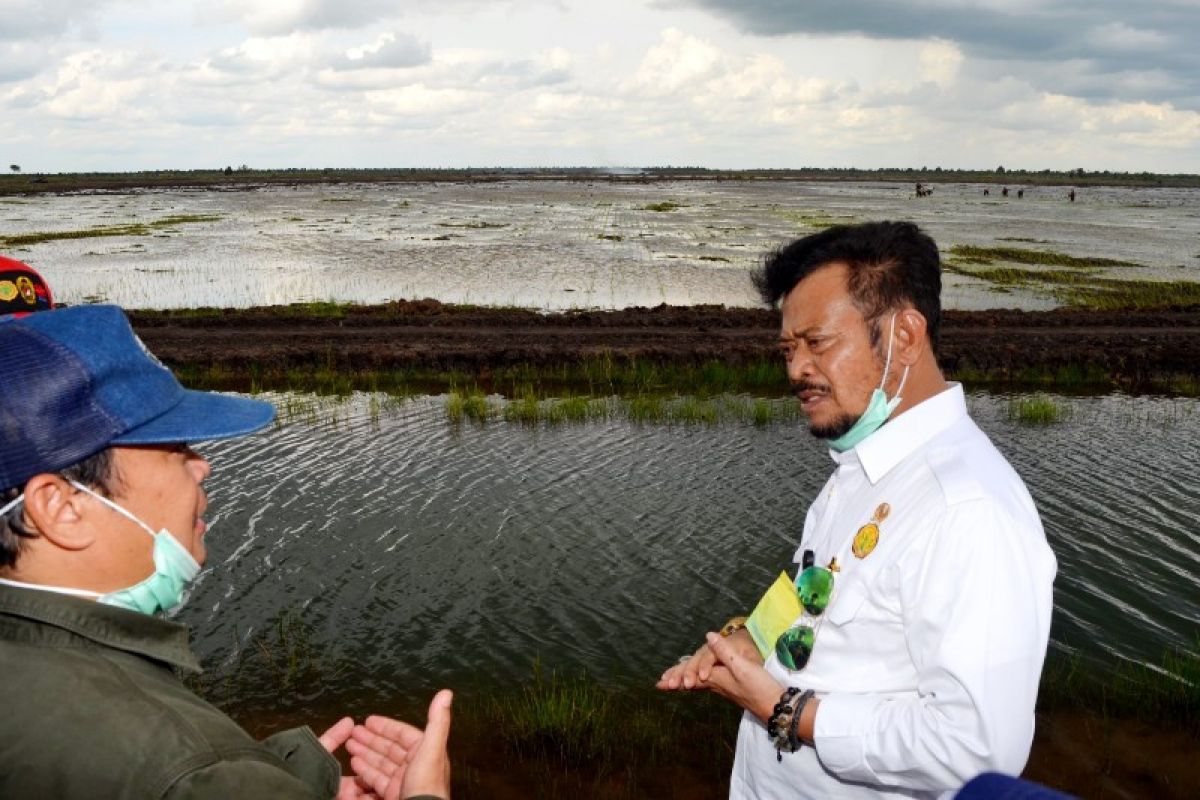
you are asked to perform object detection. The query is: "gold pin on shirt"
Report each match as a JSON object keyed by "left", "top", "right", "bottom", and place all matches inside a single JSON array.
[{"left": 852, "top": 503, "right": 891, "bottom": 559}]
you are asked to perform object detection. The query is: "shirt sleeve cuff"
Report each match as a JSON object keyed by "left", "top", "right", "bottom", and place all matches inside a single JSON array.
[{"left": 813, "top": 692, "right": 883, "bottom": 783}]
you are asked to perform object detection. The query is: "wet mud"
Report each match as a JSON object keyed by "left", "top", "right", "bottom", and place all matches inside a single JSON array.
[{"left": 129, "top": 302, "right": 1200, "bottom": 389}]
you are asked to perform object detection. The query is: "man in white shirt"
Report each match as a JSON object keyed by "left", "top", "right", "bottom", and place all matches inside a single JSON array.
[{"left": 657, "top": 221, "right": 1057, "bottom": 798}]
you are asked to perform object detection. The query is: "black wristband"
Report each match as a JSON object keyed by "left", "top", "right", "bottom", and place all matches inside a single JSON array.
[{"left": 787, "top": 689, "right": 815, "bottom": 751}]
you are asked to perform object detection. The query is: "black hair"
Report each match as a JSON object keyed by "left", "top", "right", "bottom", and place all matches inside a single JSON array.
[
  {"left": 752, "top": 221, "right": 942, "bottom": 351},
  {"left": 0, "top": 448, "right": 116, "bottom": 570}
]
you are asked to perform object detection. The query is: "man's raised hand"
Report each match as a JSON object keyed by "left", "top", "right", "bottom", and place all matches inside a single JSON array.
[{"left": 345, "top": 690, "right": 453, "bottom": 800}]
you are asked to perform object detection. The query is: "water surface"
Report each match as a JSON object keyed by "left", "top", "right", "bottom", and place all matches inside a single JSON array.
[
  {"left": 7, "top": 181, "right": 1198, "bottom": 311},
  {"left": 182, "top": 391, "right": 1200, "bottom": 704}
]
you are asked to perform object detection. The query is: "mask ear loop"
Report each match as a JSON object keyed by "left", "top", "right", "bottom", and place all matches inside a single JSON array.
[
  {"left": 67, "top": 480, "right": 158, "bottom": 539},
  {"left": 0, "top": 494, "right": 24, "bottom": 518},
  {"left": 879, "top": 313, "right": 910, "bottom": 402}
]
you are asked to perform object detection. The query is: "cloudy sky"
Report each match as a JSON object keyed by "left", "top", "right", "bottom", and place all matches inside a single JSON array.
[{"left": 2, "top": 0, "right": 1198, "bottom": 172}]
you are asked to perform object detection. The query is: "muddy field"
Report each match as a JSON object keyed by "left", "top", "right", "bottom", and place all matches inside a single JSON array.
[{"left": 129, "top": 302, "right": 1200, "bottom": 388}]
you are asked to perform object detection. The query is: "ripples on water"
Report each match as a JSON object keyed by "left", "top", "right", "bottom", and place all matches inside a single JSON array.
[{"left": 180, "top": 392, "right": 1200, "bottom": 703}]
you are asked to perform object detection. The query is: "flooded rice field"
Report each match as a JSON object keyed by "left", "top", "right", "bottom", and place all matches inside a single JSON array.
[
  {"left": 181, "top": 390, "right": 1200, "bottom": 705},
  {"left": 5, "top": 180, "right": 1200, "bottom": 311}
]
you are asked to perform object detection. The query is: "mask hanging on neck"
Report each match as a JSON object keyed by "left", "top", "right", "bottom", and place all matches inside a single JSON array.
[
  {"left": 67, "top": 481, "right": 202, "bottom": 615},
  {"left": 827, "top": 314, "right": 910, "bottom": 452}
]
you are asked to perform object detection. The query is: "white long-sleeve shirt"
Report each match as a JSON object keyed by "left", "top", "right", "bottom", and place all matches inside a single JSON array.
[{"left": 731, "top": 383, "right": 1056, "bottom": 799}]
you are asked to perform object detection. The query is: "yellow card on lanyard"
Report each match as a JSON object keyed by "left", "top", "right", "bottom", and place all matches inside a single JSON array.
[{"left": 745, "top": 571, "right": 803, "bottom": 659}]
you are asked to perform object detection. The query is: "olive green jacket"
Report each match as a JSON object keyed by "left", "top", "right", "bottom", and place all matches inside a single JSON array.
[{"left": 0, "top": 583, "right": 341, "bottom": 799}]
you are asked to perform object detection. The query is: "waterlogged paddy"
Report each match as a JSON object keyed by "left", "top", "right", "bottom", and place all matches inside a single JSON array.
[
  {"left": 5, "top": 181, "right": 1199, "bottom": 310},
  {"left": 180, "top": 391, "right": 1200, "bottom": 708}
]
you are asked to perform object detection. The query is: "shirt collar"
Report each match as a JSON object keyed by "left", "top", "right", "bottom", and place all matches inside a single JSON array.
[
  {"left": 0, "top": 581, "right": 201, "bottom": 673},
  {"left": 829, "top": 383, "right": 968, "bottom": 485}
]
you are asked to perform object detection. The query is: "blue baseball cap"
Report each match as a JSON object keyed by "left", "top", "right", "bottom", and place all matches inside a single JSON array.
[{"left": 0, "top": 305, "right": 274, "bottom": 490}]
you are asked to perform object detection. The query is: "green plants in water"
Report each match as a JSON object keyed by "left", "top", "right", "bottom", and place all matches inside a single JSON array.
[
  {"left": 1009, "top": 394, "right": 1071, "bottom": 424},
  {"left": 946, "top": 259, "right": 1200, "bottom": 311},
  {"left": 187, "top": 608, "right": 347, "bottom": 713},
  {"left": 947, "top": 245, "right": 1143, "bottom": 270},
  {"left": 446, "top": 388, "right": 494, "bottom": 423},
  {"left": 771, "top": 208, "right": 856, "bottom": 229},
  {"left": 596, "top": 233, "right": 623, "bottom": 241},
  {"left": 1038, "top": 642, "right": 1200, "bottom": 735},
  {"left": 640, "top": 201, "right": 681, "bottom": 212},
  {"left": 484, "top": 663, "right": 617, "bottom": 767},
  {"left": 0, "top": 213, "right": 222, "bottom": 246},
  {"left": 464, "top": 392, "right": 799, "bottom": 426},
  {"left": 435, "top": 221, "right": 507, "bottom": 229},
  {"left": 154, "top": 214, "right": 222, "bottom": 226}
]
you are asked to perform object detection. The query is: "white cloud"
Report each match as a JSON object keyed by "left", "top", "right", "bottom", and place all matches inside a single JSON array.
[
  {"left": 40, "top": 50, "right": 153, "bottom": 121},
  {"left": 336, "top": 32, "right": 431, "bottom": 70},
  {"left": 0, "top": 0, "right": 1196, "bottom": 171},
  {"left": 918, "top": 39, "right": 963, "bottom": 89},
  {"left": 626, "top": 28, "right": 723, "bottom": 96}
]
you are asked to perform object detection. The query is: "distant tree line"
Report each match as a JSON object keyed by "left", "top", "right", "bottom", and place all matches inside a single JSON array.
[{"left": 2, "top": 164, "right": 1198, "bottom": 195}]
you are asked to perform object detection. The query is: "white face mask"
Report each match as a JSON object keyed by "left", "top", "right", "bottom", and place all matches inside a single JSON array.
[{"left": 66, "top": 481, "right": 202, "bottom": 616}]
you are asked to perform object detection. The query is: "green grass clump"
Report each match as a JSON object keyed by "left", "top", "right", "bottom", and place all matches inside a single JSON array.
[
  {"left": 640, "top": 201, "right": 681, "bottom": 212},
  {"left": 1009, "top": 394, "right": 1071, "bottom": 424},
  {"left": 596, "top": 233, "right": 623, "bottom": 241},
  {"left": 446, "top": 389, "right": 493, "bottom": 423},
  {"left": 1038, "top": 643, "right": 1200, "bottom": 734},
  {"left": 436, "top": 221, "right": 507, "bottom": 229},
  {"left": 948, "top": 245, "right": 1143, "bottom": 270},
  {"left": 953, "top": 266, "right": 1095, "bottom": 286},
  {"left": 0, "top": 213, "right": 221, "bottom": 246},
  {"left": 1, "top": 224, "right": 152, "bottom": 246},
  {"left": 1059, "top": 278, "right": 1200, "bottom": 310},
  {"left": 947, "top": 259, "right": 1200, "bottom": 311},
  {"left": 771, "top": 209, "right": 855, "bottom": 229},
  {"left": 485, "top": 666, "right": 617, "bottom": 767},
  {"left": 153, "top": 214, "right": 222, "bottom": 226},
  {"left": 545, "top": 396, "right": 606, "bottom": 424}
]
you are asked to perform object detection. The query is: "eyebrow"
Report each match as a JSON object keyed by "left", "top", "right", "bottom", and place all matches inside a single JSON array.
[{"left": 780, "top": 325, "right": 825, "bottom": 341}]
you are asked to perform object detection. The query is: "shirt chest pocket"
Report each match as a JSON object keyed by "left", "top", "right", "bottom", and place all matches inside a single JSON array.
[{"left": 824, "top": 565, "right": 904, "bottom": 628}]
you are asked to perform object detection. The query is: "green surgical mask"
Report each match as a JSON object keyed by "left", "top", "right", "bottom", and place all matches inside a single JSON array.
[
  {"left": 827, "top": 315, "right": 910, "bottom": 452},
  {"left": 68, "top": 480, "right": 202, "bottom": 616}
]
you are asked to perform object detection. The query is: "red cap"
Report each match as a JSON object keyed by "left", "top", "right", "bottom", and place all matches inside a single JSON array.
[{"left": 0, "top": 255, "right": 54, "bottom": 318}]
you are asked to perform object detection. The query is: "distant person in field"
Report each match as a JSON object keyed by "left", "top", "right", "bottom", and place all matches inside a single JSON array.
[
  {"left": 1068, "top": 189, "right": 1076, "bottom": 202},
  {"left": 0, "top": 255, "right": 53, "bottom": 318},
  {"left": 658, "top": 221, "right": 1056, "bottom": 799}
]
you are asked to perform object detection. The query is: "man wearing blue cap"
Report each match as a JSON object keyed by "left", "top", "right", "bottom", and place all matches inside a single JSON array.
[{"left": 0, "top": 305, "right": 450, "bottom": 799}]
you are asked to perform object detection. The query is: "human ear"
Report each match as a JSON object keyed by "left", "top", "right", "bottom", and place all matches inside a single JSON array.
[
  {"left": 22, "top": 475, "right": 96, "bottom": 552},
  {"left": 893, "top": 309, "right": 928, "bottom": 366}
]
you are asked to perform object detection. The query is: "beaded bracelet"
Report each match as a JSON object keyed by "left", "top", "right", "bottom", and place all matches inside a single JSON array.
[
  {"left": 765, "top": 687, "right": 799, "bottom": 745},
  {"left": 766, "top": 687, "right": 814, "bottom": 761}
]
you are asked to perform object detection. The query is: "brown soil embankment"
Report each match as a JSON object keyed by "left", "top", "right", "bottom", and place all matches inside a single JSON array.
[{"left": 128, "top": 302, "right": 1200, "bottom": 391}]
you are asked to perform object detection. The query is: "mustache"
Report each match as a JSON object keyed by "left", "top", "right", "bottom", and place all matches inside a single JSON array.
[{"left": 790, "top": 380, "right": 831, "bottom": 398}]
